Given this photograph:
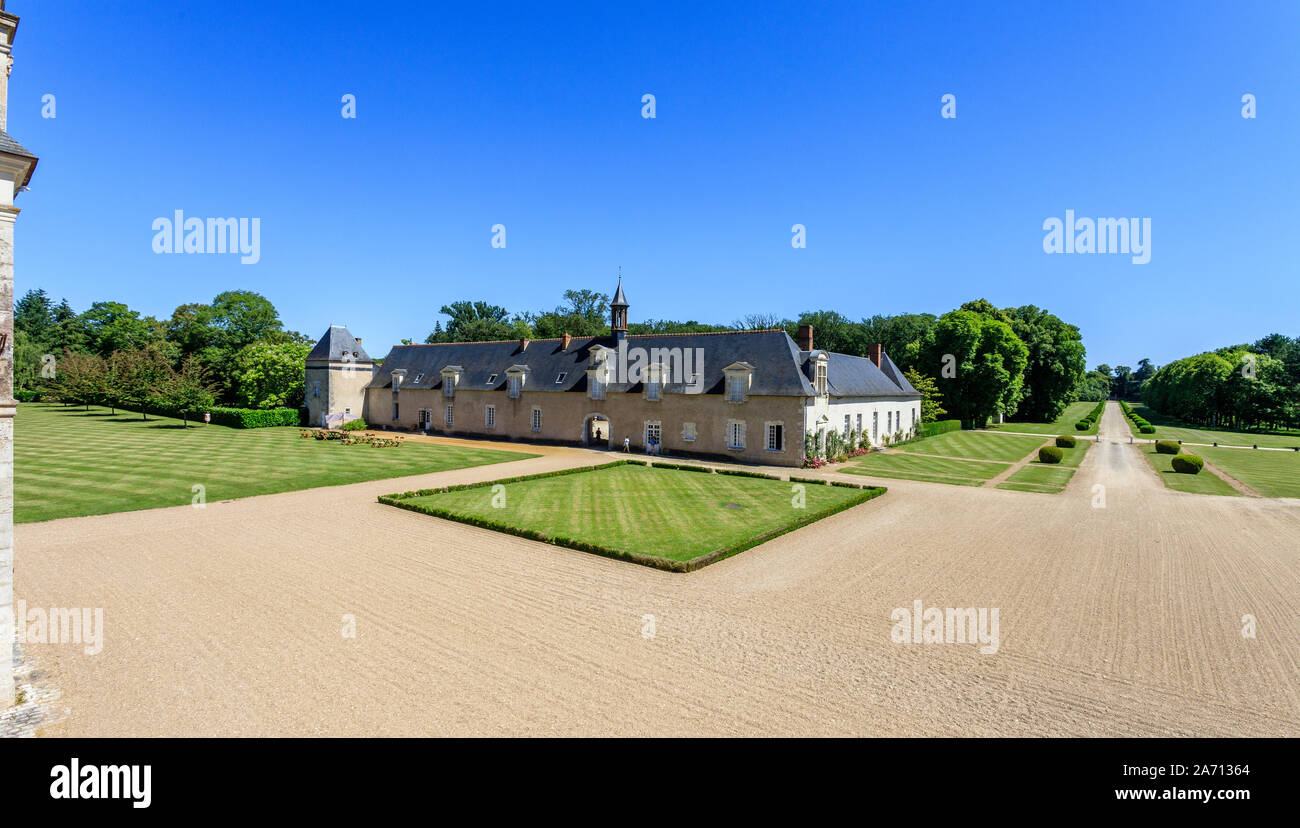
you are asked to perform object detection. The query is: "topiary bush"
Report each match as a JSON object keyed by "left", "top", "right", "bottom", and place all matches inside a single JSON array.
[
  {"left": 1171, "top": 454, "right": 1204, "bottom": 474},
  {"left": 1139, "top": 425, "right": 1156, "bottom": 434},
  {"left": 1074, "top": 421, "right": 1089, "bottom": 430},
  {"left": 1056, "top": 435, "right": 1076, "bottom": 448},
  {"left": 342, "top": 417, "right": 369, "bottom": 432},
  {"left": 1038, "top": 446, "right": 1064, "bottom": 464},
  {"left": 1155, "top": 440, "right": 1180, "bottom": 455}
]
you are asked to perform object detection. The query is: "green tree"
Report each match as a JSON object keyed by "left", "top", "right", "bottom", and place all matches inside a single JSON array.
[
  {"left": 232, "top": 339, "right": 310, "bottom": 409},
  {"left": 785, "top": 310, "right": 864, "bottom": 356},
  {"left": 156, "top": 356, "right": 215, "bottom": 427},
  {"left": 427, "top": 301, "right": 515, "bottom": 342},
  {"left": 51, "top": 350, "right": 108, "bottom": 410},
  {"left": 107, "top": 347, "right": 173, "bottom": 419},
  {"left": 922, "top": 310, "right": 1029, "bottom": 428},
  {"left": 210, "top": 290, "right": 282, "bottom": 352},
  {"left": 1003, "top": 305, "right": 1086, "bottom": 422},
  {"left": 903, "top": 367, "right": 947, "bottom": 422},
  {"left": 79, "top": 301, "right": 160, "bottom": 355}
]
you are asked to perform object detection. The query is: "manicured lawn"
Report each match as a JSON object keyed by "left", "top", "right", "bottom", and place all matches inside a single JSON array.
[
  {"left": 995, "top": 441, "right": 1090, "bottom": 493},
  {"left": 16, "top": 403, "right": 537, "bottom": 522},
  {"left": 896, "top": 430, "right": 1046, "bottom": 463},
  {"left": 1196, "top": 447, "right": 1300, "bottom": 499},
  {"left": 384, "top": 462, "right": 881, "bottom": 568},
  {"left": 1127, "top": 403, "right": 1300, "bottom": 449},
  {"left": 844, "top": 452, "right": 1007, "bottom": 486},
  {"left": 1139, "top": 445, "right": 1240, "bottom": 497},
  {"left": 988, "top": 401, "right": 1100, "bottom": 436}
]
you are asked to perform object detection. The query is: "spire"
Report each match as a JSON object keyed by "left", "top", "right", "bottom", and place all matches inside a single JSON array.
[{"left": 610, "top": 270, "right": 628, "bottom": 341}]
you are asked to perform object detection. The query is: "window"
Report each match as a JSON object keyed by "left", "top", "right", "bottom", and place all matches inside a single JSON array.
[
  {"left": 728, "top": 420, "right": 746, "bottom": 450},
  {"left": 727, "top": 375, "right": 745, "bottom": 402},
  {"left": 417, "top": 409, "right": 429, "bottom": 429},
  {"left": 508, "top": 376, "right": 521, "bottom": 398},
  {"left": 682, "top": 422, "right": 696, "bottom": 442},
  {"left": 344, "top": 408, "right": 351, "bottom": 418},
  {"left": 767, "top": 423, "right": 784, "bottom": 451},
  {"left": 814, "top": 360, "right": 827, "bottom": 395},
  {"left": 857, "top": 413, "right": 862, "bottom": 433},
  {"left": 393, "top": 403, "right": 399, "bottom": 421},
  {"left": 912, "top": 408, "right": 917, "bottom": 428},
  {"left": 844, "top": 415, "right": 851, "bottom": 439},
  {"left": 873, "top": 411, "right": 878, "bottom": 442},
  {"left": 555, "top": 372, "right": 566, "bottom": 384},
  {"left": 312, "top": 382, "right": 320, "bottom": 398},
  {"left": 445, "top": 405, "right": 454, "bottom": 426},
  {"left": 887, "top": 411, "right": 892, "bottom": 433},
  {"left": 413, "top": 373, "right": 424, "bottom": 384},
  {"left": 589, "top": 374, "right": 604, "bottom": 400},
  {"left": 486, "top": 373, "right": 497, "bottom": 386},
  {"left": 646, "top": 377, "right": 661, "bottom": 401},
  {"left": 531, "top": 407, "right": 542, "bottom": 431},
  {"left": 645, "top": 421, "right": 661, "bottom": 445},
  {"left": 485, "top": 405, "right": 495, "bottom": 428}
]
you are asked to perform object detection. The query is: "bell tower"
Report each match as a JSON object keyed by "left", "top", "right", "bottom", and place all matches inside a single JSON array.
[{"left": 610, "top": 275, "right": 629, "bottom": 343}]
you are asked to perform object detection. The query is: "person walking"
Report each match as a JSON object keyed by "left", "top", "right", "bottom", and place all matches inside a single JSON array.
[{"left": 623, "top": 435, "right": 631, "bottom": 453}]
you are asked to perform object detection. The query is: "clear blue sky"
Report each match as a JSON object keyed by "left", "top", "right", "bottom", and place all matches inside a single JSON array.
[{"left": 10, "top": 1, "right": 1298, "bottom": 368}]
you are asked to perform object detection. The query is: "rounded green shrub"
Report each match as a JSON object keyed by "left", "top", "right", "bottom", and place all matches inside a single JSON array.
[
  {"left": 1139, "top": 425, "right": 1156, "bottom": 434},
  {"left": 342, "top": 417, "right": 369, "bottom": 432},
  {"left": 1171, "top": 454, "right": 1204, "bottom": 474},
  {"left": 1038, "top": 446, "right": 1064, "bottom": 464},
  {"left": 1074, "top": 421, "right": 1089, "bottom": 430},
  {"left": 1155, "top": 440, "right": 1180, "bottom": 455},
  {"left": 1056, "top": 435, "right": 1076, "bottom": 448}
]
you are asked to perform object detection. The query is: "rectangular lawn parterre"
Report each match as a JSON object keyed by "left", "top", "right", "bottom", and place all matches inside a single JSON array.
[
  {"left": 996, "top": 441, "right": 1090, "bottom": 493},
  {"left": 1127, "top": 403, "right": 1300, "bottom": 449},
  {"left": 895, "top": 430, "right": 1046, "bottom": 463},
  {"left": 16, "top": 403, "right": 537, "bottom": 522},
  {"left": 381, "top": 461, "right": 884, "bottom": 570},
  {"left": 843, "top": 452, "right": 1006, "bottom": 486},
  {"left": 1138, "top": 445, "right": 1240, "bottom": 497},
  {"left": 1195, "top": 447, "right": 1300, "bottom": 498},
  {"left": 987, "top": 401, "right": 1100, "bottom": 436}
]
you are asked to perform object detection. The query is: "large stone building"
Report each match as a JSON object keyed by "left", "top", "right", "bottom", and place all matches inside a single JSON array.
[
  {"left": 1, "top": 0, "right": 37, "bottom": 708},
  {"left": 309, "top": 281, "right": 920, "bottom": 467}
]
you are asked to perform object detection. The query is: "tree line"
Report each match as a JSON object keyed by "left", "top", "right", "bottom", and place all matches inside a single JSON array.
[
  {"left": 15, "top": 288, "right": 310, "bottom": 413},
  {"left": 1141, "top": 334, "right": 1300, "bottom": 431}
]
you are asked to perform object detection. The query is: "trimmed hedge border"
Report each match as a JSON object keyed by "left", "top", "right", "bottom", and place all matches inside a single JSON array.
[
  {"left": 919, "top": 419, "right": 962, "bottom": 438},
  {"left": 650, "top": 461, "right": 714, "bottom": 473},
  {"left": 378, "top": 459, "right": 887, "bottom": 572},
  {"left": 714, "top": 468, "right": 781, "bottom": 480}
]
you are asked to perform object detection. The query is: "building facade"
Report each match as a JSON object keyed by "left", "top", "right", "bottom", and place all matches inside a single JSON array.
[
  {"left": 310, "top": 282, "right": 921, "bottom": 467},
  {"left": 0, "top": 0, "right": 37, "bottom": 708}
]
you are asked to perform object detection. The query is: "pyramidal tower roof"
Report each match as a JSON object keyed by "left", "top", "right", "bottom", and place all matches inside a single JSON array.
[{"left": 307, "top": 325, "right": 372, "bottom": 363}]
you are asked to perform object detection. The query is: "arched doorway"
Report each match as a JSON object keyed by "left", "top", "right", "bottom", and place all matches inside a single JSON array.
[{"left": 582, "top": 413, "right": 612, "bottom": 448}]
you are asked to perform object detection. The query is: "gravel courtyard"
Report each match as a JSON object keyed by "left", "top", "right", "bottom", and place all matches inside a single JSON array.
[{"left": 12, "top": 403, "right": 1300, "bottom": 736}]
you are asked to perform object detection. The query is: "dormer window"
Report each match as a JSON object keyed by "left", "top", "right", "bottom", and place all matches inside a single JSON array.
[
  {"left": 441, "top": 366, "right": 462, "bottom": 398},
  {"left": 813, "top": 355, "right": 828, "bottom": 396},
  {"left": 645, "top": 364, "right": 663, "bottom": 401},
  {"left": 505, "top": 365, "right": 529, "bottom": 398},
  {"left": 723, "top": 362, "right": 754, "bottom": 403},
  {"left": 391, "top": 369, "right": 407, "bottom": 390},
  {"left": 486, "top": 373, "right": 497, "bottom": 386}
]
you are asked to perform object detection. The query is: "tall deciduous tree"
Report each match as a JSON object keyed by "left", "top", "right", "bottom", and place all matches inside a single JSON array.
[{"left": 922, "top": 310, "right": 1029, "bottom": 429}]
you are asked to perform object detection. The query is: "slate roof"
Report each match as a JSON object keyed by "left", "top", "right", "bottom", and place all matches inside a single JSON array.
[
  {"left": 0, "top": 129, "right": 38, "bottom": 187},
  {"left": 307, "top": 325, "right": 372, "bottom": 363},
  {"left": 367, "top": 329, "right": 918, "bottom": 399}
]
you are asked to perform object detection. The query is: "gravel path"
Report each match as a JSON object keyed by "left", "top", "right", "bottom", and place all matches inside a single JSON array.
[{"left": 11, "top": 403, "right": 1300, "bottom": 736}]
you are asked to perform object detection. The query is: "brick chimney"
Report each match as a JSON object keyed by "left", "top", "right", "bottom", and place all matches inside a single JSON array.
[
  {"left": 561, "top": 332, "right": 571, "bottom": 350},
  {"left": 354, "top": 337, "right": 361, "bottom": 345},
  {"left": 867, "top": 343, "right": 883, "bottom": 368},
  {"left": 797, "top": 324, "right": 814, "bottom": 352},
  {"left": 520, "top": 337, "right": 530, "bottom": 352}
]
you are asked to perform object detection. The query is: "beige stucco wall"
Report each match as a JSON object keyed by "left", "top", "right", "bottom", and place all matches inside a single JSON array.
[
  {"left": 306, "top": 362, "right": 374, "bottom": 427},
  {"left": 364, "top": 386, "right": 810, "bottom": 466}
]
